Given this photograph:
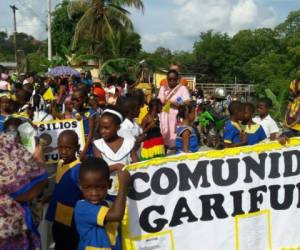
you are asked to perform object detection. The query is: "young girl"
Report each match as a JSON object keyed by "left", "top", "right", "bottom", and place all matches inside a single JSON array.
[
  {"left": 176, "top": 102, "right": 200, "bottom": 153},
  {"left": 141, "top": 99, "right": 165, "bottom": 160},
  {"left": 93, "top": 107, "right": 138, "bottom": 193},
  {"left": 72, "top": 89, "right": 96, "bottom": 159}
]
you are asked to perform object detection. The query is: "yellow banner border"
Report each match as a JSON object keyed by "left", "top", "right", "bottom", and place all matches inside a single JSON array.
[{"left": 125, "top": 138, "right": 300, "bottom": 171}]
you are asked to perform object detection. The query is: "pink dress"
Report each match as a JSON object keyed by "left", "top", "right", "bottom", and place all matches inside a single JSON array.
[{"left": 158, "top": 85, "right": 190, "bottom": 147}]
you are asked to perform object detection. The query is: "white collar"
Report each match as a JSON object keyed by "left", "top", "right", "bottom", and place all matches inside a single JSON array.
[{"left": 95, "top": 137, "right": 135, "bottom": 161}]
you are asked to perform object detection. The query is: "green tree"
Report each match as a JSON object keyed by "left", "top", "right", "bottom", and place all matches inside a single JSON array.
[
  {"left": 193, "top": 31, "right": 231, "bottom": 82},
  {"left": 51, "top": 0, "right": 84, "bottom": 57},
  {"left": 230, "top": 28, "right": 278, "bottom": 82},
  {"left": 68, "top": 0, "right": 144, "bottom": 58},
  {"left": 276, "top": 10, "right": 300, "bottom": 38}
]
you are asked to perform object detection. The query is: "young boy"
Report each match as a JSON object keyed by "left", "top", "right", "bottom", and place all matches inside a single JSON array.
[
  {"left": 242, "top": 102, "right": 267, "bottom": 145},
  {"left": 253, "top": 98, "right": 279, "bottom": 141},
  {"left": 224, "top": 101, "right": 247, "bottom": 148},
  {"left": 75, "top": 157, "right": 130, "bottom": 250},
  {"left": 46, "top": 130, "right": 81, "bottom": 250}
]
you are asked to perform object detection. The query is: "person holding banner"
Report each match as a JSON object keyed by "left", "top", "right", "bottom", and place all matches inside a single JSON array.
[
  {"left": 72, "top": 89, "right": 96, "bottom": 159},
  {"left": 75, "top": 158, "right": 130, "bottom": 250},
  {"left": 158, "top": 69, "right": 191, "bottom": 150},
  {"left": 224, "top": 101, "right": 247, "bottom": 148}
]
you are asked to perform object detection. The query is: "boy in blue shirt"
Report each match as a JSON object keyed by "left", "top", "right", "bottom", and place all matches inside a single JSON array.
[
  {"left": 224, "top": 101, "right": 247, "bottom": 148},
  {"left": 242, "top": 102, "right": 267, "bottom": 145},
  {"left": 75, "top": 157, "right": 130, "bottom": 250},
  {"left": 46, "top": 130, "right": 81, "bottom": 250}
]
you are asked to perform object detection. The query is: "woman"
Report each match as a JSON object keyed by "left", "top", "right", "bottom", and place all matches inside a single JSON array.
[
  {"left": 0, "top": 133, "right": 48, "bottom": 249},
  {"left": 158, "top": 69, "right": 191, "bottom": 149}
]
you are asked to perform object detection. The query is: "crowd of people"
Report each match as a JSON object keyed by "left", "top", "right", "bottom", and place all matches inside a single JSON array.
[{"left": 0, "top": 63, "right": 299, "bottom": 250}]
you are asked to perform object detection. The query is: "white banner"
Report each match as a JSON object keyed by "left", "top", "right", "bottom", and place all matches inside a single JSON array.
[
  {"left": 123, "top": 139, "right": 300, "bottom": 250},
  {"left": 35, "top": 119, "right": 85, "bottom": 164}
]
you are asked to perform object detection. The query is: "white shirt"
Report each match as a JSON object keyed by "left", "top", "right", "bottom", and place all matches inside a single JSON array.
[
  {"left": 93, "top": 137, "right": 135, "bottom": 195},
  {"left": 118, "top": 118, "right": 143, "bottom": 139},
  {"left": 93, "top": 137, "right": 135, "bottom": 166},
  {"left": 253, "top": 115, "right": 279, "bottom": 138}
]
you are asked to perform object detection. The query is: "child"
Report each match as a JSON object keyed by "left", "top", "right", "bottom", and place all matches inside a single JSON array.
[
  {"left": 75, "top": 158, "right": 130, "bottom": 250},
  {"left": 242, "top": 102, "right": 267, "bottom": 145},
  {"left": 224, "top": 101, "right": 247, "bottom": 148},
  {"left": 46, "top": 130, "right": 81, "bottom": 250},
  {"left": 253, "top": 98, "right": 279, "bottom": 141},
  {"left": 141, "top": 98, "right": 165, "bottom": 160},
  {"left": 0, "top": 94, "right": 13, "bottom": 132},
  {"left": 14, "top": 89, "right": 32, "bottom": 119},
  {"left": 93, "top": 107, "right": 138, "bottom": 173},
  {"left": 117, "top": 95, "right": 143, "bottom": 141},
  {"left": 175, "top": 102, "right": 200, "bottom": 153},
  {"left": 72, "top": 89, "right": 96, "bottom": 159}
]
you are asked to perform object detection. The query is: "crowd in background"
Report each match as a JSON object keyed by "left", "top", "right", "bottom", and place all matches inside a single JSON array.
[{"left": 0, "top": 63, "right": 299, "bottom": 250}]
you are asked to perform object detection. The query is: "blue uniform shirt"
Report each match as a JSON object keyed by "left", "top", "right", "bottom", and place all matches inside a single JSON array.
[
  {"left": 75, "top": 199, "right": 121, "bottom": 250},
  {"left": 223, "top": 120, "right": 241, "bottom": 144},
  {"left": 46, "top": 159, "right": 82, "bottom": 226},
  {"left": 176, "top": 125, "right": 200, "bottom": 153},
  {"left": 73, "top": 108, "right": 96, "bottom": 136},
  {"left": 245, "top": 124, "right": 267, "bottom": 145}
]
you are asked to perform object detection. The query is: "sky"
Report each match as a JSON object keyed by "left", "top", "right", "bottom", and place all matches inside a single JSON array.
[{"left": 0, "top": 0, "right": 300, "bottom": 52}]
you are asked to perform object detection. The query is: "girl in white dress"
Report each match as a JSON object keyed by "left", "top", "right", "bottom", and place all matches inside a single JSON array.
[{"left": 93, "top": 107, "right": 138, "bottom": 175}]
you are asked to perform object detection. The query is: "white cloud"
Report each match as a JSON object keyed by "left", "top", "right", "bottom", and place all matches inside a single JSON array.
[
  {"left": 13, "top": 0, "right": 61, "bottom": 40},
  {"left": 173, "top": 0, "right": 277, "bottom": 38},
  {"left": 229, "top": 0, "right": 276, "bottom": 33},
  {"left": 141, "top": 31, "right": 192, "bottom": 52}
]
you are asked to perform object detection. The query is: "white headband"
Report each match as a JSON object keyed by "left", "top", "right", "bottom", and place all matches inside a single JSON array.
[{"left": 102, "top": 109, "right": 123, "bottom": 122}]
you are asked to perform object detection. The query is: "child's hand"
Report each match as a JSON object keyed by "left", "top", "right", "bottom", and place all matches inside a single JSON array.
[
  {"left": 117, "top": 170, "right": 131, "bottom": 187},
  {"left": 278, "top": 135, "right": 289, "bottom": 145},
  {"left": 110, "top": 163, "right": 125, "bottom": 172}
]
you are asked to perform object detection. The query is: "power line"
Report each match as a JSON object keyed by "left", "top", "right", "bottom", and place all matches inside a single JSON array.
[{"left": 16, "top": 0, "right": 47, "bottom": 27}]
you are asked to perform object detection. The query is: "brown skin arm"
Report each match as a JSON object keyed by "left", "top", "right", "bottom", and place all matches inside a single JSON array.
[
  {"left": 110, "top": 164, "right": 124, "bottom": 172},
  {"left": 224, "top": 132, "right": 248, "bottom": 148},
  {"left": 80, "top": 116, "right": 95, "bottom": 160},
  {"left": 130, "top": 149, "right": 139, "bottom": 163},
  {"left": 181, "top": 130, "right": 191, "bottom": 153},
  {"left": 93, "top": 146, "right": 102, "bottom": 158},
  {"left": 105, "top": 170, "right": 130, "bottom": 222},
  {"left": 15, "top": 179, "right": 48, "bottom": 202},
  {"left": 142, "top": 116, "right": 156, "bottom": 134}
]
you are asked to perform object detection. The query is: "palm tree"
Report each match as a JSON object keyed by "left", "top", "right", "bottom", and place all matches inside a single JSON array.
[{"left": 68, "top": 0, "right": 144, "bottom": 57}]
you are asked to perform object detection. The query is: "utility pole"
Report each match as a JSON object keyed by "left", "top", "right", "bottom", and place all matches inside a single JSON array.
[
  {"left": 10, "top": 5, "right": 18, "bottom": 73},
  {"left": 48, "top": 0, "right": 52, "bottom": 61}
]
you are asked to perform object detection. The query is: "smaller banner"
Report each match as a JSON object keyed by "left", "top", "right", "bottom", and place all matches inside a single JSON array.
[{"left": 34, "top": 119, "right": 85, "bottom": 164}]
